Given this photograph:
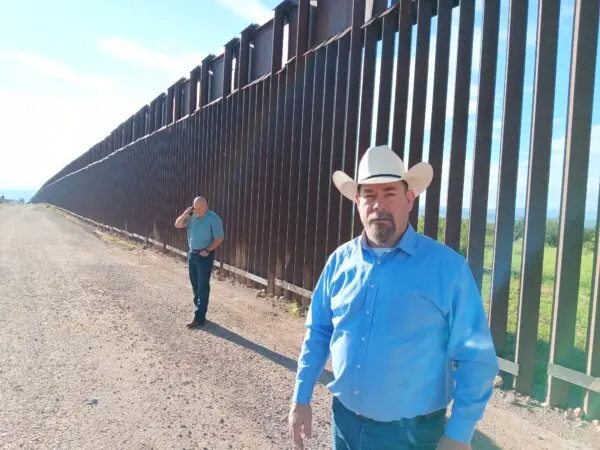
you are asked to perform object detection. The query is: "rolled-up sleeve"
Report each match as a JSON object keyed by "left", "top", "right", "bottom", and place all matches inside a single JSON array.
[
  {"left": 445, "top": 260, "right": 499, "bottom": 444},
  {"left": 212, "top": 216, "right": 224, "bottom": 239}
]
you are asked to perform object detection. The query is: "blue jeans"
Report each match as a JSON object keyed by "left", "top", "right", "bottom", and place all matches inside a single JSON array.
[
  {"left": 331, "top": 396, "right": 446, "bottom": 450},
  {"left": 188, "top": 251, "right": 215, "bottom": 322}
]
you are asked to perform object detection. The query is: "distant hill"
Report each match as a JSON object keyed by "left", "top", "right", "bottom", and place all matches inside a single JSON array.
[
  {"left": 419, "top": 206, "right": 597, "bottom": 229},
  {"left": 0, "top": 189, "right": 37, "bottom": 203}
]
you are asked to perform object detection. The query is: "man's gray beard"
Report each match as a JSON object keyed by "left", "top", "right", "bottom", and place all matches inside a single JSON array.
[{"left": 368, "top": 222, "right": 396, "bottom": 245}]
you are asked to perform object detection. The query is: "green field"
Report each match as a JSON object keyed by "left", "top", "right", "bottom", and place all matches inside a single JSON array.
[
  {"left": 482, "top": 241, "right": 595, "bottom": 388},
  {"left": 417, "top": 216, "right": 597, "bottom": 399}
]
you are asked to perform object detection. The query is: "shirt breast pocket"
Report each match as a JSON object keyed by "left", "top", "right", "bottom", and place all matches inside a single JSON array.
[
  {"left": 328, "top": 269, "right": 363, "bottom": 320},
  {"left": 330, "top": 292, "right": 353, "bottom": 319},
  {"left": 383, "top": 290, "right": 447, "bottom": 342}
]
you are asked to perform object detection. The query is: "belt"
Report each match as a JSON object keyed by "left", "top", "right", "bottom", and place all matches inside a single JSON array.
[
  {"left": 334, "top": 396, "right": 446, "bottom": 425},
  {"left": 191, "top": 248, "right": 210, "bottom": 254}
]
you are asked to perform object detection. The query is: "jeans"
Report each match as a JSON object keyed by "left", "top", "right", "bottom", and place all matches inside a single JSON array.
[
  {"left": 188, "top": 251, "right": 215, "bottom": 322},
  {"left": 331, "top": 396, "right": 446, "bottom": 450}
]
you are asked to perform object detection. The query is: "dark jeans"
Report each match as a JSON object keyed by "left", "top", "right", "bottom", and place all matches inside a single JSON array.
[
  {"left": 331, "top": 397, "right": 446, "bottom": 450},
  {"left": 188, "top": 251, "right": 215, "bottom": 322}
]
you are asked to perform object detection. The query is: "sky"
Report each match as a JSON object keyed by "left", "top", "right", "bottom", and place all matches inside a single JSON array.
[
  {"left": 369, "top": 0, "right": 599, "bottom": 216},
  {"left": 0, "top": 0, "right": 598, "bottom": 215}
]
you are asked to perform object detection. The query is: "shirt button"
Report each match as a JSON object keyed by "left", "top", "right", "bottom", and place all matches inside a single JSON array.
[
  {"left": 354, "top": 390, "right": 359, "bottom": 395},
  {"left": 370, "top": 284, "right": 375, "bottom": 288},
  {"left": 366, "top": 310, "right": 370, "bottom": 315},
  {"left": 356, "top": 364, "right": 361, "bottom": 369},
  {"left": 361, "top": 337, "right": 365, "bottom": 342}
]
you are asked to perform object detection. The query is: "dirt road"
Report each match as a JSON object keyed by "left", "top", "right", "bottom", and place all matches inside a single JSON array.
[{"left": 0, "top": 204, "right": 597, "bottom": 449}]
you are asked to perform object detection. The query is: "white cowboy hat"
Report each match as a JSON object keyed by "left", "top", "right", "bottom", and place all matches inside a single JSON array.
[{"left": 332, "top": 145, "right": 433, "bottom": 201}]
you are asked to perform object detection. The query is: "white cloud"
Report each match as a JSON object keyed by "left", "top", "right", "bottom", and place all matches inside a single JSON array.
[
  {"left": 97, "top": 37, "right": 204, "bottom": 78},
  {"left": 443, "top": 21, "right": 482, "bottom": 124},
  {"left": 435, "top": 123, "right": 600, "bottom": 212},
  {"left": 215, "top": 0, "right": 273, "bottom": 25},
  {"left": 403, "top": 22, "right": 482, "bottom": 138},
  {"left": 591, "top": 124, "right": 600, "bottom": 156},
  {"left": 0, "top": 89, "right": 142, "bottom": 190},
  {"left": 560, "top": 2, "right": 575, "bottom": 22},
  {"left": 0, "top": 52, "right": 162, "bottom": 190},
  {"left": 526, "top": 23, "right": 538, "bottom": 47},
  {"left": 0, "top": 51, "right": 113, "bottom": 90},
  {"left": 370, "top": 11, "right": 483, "bottom": 159},
  {"left": 471, "top": 28, "right": 483, "bottom": 71},
  {"left": 546, "top": 123, "right": 600, "bottom": 211}
]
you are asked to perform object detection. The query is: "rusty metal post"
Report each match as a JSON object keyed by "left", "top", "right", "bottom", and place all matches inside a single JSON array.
[
  {"left": 223, "top": 38, "right": 239, "bottom": 97},
  {"left": 444, "top": 0, "right": 476, "bottom": 252},
  {"left": 265, "top": 3, "right": 287, "bottom": 294},
  {"left": 585, "top": 182, "right": 600, "bottom": 417},
  {"left": 407, "top": 0, "right": 434, "bottom": 230},
  {"left": 238, "top": 25, "right": 257, "bottom": 89},
  {"left": 423, "top": 0, "right": 452, "bottom": 240},
  {"left": 189, "top": 66, "right": 201, "bottom": 114},
  {"left": 489, "top": 0, "right": 529, "bottom": 364},
  {"left": 167, "top": 85, "right": 175, "bottom": 124},
  {"left": 340, "top": 0, "right": 365, "bottom": 245},
  {"left": 200, "top": 55, "right": 215, "bottom": 107},
  {"left": 547, "top": 0, "right": 599, "bottom": 408},
  {"left": 466, "top": 0, "right": 501, "bottom": 291}
]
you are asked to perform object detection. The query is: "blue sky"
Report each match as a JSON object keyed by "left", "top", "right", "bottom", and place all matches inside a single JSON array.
[
  {"left": 370, "top": 0, "right": 599, "bottom": 215},
  {"left": 0, "top": 0, "right": 279, "bottom": 194},
  {"left": 0, "top": 0, "right": 598, "bottom": 214}
]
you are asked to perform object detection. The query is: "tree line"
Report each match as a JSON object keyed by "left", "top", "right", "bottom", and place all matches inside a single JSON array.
[{"left": 418, "top": 217, "right": 597, "bottom": 255}]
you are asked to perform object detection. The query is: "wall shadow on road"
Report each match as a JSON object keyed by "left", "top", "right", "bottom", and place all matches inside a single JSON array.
[
  {"left": 201, "top": 320, "right": 334, "bottom": 386},
  {"left": 202, "top": 321, "right": 503, "bottom": 449},
  {"left": 472, "top": 431, "right": 502, "bottom": 449}
]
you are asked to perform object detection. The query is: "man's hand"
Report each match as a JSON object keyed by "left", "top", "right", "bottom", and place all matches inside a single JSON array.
[
  {"left": 289, "top": 402, "right": 312, "bottom": 449},
  {"left": 437, "top": 436, "right": 471, "bottom": 450},
  {"left": 175, "top": 208, "right": 193, "bottom": 228},
  {"left": 199, "top": 249, "right": 210, "bottom": 257}
]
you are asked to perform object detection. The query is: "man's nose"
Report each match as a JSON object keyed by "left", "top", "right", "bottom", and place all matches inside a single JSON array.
[
  {"left": 371, "top": 201, "right": 387, "bottom": 213},
  {"left": 372, "top": 196, "right": 386, "bottom": 208}
]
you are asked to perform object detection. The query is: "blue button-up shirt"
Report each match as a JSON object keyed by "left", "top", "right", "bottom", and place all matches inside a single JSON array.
[{"left": 292, "top": 225, "right": 498, "bottom": 444}]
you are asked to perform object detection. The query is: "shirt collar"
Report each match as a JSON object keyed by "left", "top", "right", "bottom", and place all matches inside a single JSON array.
[
  {"left": 397, "top": 224, "right": 418, "bottom": 256},
  {"left": 359, "top": 223, "right": 418, "bottom": 256}
]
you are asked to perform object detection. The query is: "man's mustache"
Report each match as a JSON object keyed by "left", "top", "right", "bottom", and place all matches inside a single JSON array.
[{"left": 368, "top": 212, "right": 395, "bottom": 224}]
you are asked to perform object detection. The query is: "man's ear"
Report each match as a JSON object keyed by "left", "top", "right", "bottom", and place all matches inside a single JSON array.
[{"left": 406, "top": 189, "right": 416, "bottom": 210}]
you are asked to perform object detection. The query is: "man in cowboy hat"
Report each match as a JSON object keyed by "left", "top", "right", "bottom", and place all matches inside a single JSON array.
[{"left": 288, "top": 145, "right": 498, "bottom": 449}]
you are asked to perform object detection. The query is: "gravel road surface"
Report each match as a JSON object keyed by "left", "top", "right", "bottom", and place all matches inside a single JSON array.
[{"left": 0, "top": 204, "right": 597, "bottom": 449}]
